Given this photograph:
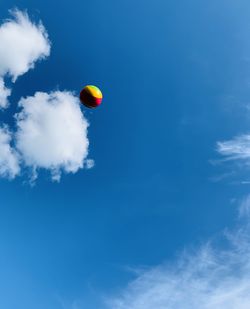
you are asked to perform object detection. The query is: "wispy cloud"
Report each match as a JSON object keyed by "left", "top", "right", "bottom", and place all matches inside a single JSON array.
[
  {"left": 239, "top": 195, "right": 250, "bottom": 218},
  {"left": 217, "top": 134, "right": 250, "bottom": 163},
  {"left": 106, "top": 198, "right": 250, "bottom": 309},
  {"left": 0, "top": 9, "right": 50, "bottom": 108}
]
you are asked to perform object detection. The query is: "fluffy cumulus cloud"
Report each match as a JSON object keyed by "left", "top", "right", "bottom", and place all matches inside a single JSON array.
[
  {"left": 0, "top": 9, "right": 50, "bottom": 108},
  {"left": 15, "top": 91, "right": 90, "bottom": 181},
  {"left": 217, "top": 134, "right": 250, "bottom": 163},
  {"left": 106, "top": 198, "right": 250, "bottom": 309},
  {"left": 0, "top": 127, "right": 20, "bottom": 179},
  {"left": 0, "top": 10, "right": 92, "bottom": 182}
]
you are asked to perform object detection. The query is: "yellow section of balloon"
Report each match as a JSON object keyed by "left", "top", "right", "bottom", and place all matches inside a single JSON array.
[{"left": 85, "top": 85, "right": 103, "bottom": 99}]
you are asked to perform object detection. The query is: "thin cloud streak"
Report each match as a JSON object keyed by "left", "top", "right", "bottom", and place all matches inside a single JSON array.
[{"left": 217, "top": 134, "right": 250, "bottom": 163}]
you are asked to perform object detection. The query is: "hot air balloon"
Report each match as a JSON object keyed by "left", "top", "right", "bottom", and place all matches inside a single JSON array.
[{"left": 80, "top": 85, "right": 103, "bottom": 108}]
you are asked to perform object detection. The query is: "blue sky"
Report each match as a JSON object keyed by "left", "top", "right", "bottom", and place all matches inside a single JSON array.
[{"left": 1, "top": 0, "right": 250, "bottom": 308}]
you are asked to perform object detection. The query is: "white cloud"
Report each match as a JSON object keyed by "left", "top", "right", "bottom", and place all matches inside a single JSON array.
[
  {"left": 15, "top": 91, "right": 91, "bottom": 181},
  {"left": 0, "top": 9, "right": 50, "bottom": 108},
  {"left": 0, "top": 126, "right": 20, "bottom": 179},
  {"left": 86, "top": 159, "right": 95, "bottom": 169},
  {"left": 0, "top": 78, "right": 11, "bottom": 108},
  {"left": 0, "top": 9, "right": 50, "bottom": 80},
  {"left": 217, "top": 134, "right": 250, "bottom": 163},
  {"left": 0, "top": 10, "right": 93, "bottom": 182},
  {"left": 106, "top": 200, "right": 250, "bottom": 309}
]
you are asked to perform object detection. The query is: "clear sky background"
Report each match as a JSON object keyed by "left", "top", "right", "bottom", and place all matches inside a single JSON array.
[{"left": 1, "top": 1, "right": 250, "bottom": 308}]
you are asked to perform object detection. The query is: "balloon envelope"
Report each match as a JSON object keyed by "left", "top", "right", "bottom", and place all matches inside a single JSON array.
[{"left": 80, "top": 85, "right": 103, "bottom": 108}]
